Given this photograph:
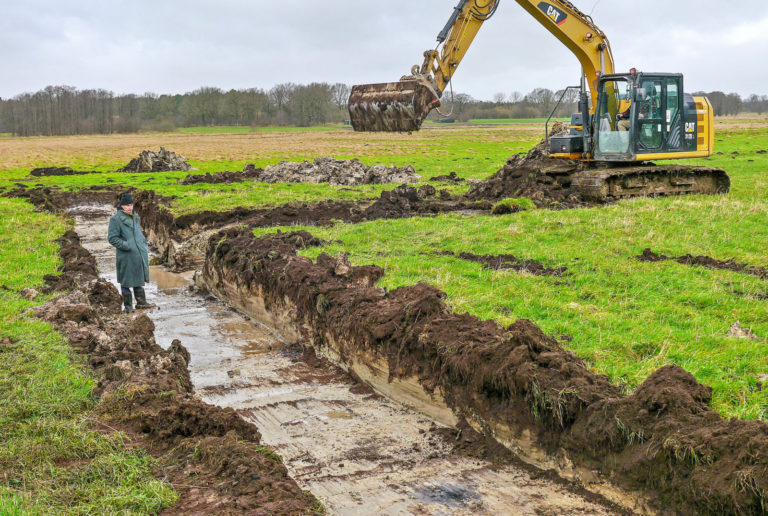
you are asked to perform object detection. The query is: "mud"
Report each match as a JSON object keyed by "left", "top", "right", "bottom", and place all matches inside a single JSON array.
[
  {"left": 120, "top": 147, "right": 192, "bottom": 173},
  {"left": 201, "top": 228, "right": 768, "bottom": 515},
  {"left": 33, "top": 208, "right": 320, "bottom": 515},
  {"left": 179, "top": 166, "right": 263, "bottom": 185},
  {"left": 438, "top": 251, "right": 568, "bottom": 277},
  {"left": 638, "top": 248, "right": 768, "bottom": 280},
  {"left": 74, "top": 205, "right": 619, "bottom": 515},
  {"left": 260, "top": 157, "right": 421, "bottom": 186}
]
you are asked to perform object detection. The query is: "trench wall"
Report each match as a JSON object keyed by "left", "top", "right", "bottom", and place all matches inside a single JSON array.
[{"left": 194, "top": 227, "right": 768, "bottom": 516}]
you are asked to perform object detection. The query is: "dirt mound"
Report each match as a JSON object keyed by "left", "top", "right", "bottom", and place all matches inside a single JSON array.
[
  {"left": 467, "top": 150, "right": 587, "bottom": 208},
  {"left": 203, "top": 228, "right": 768, "bottom": 514},
  {"left": 260, "top": 157, "right": 421, "bottom": 185},
  {"left": 638, "top": 248, "right": 768, "bottom": 279},
  {"left": 32, "top": 227, "right": 320, "bottom": 514},
  {"left": 4, "top": 185, "right": 120, "bottom": 213},
  {"left": 359, "top": 184, "right": 490, "bottom": 220},
  {"left": 41, "top": 230, "right": 99, "bottom": 293},
  {"left": 429, "top": 172, "right": 465, "bottom": 183},
  {"left": 467, "top": 121, "right": 589, "bottom": 208},
  {"left": 438, "top": 250, "right": 567, "bottom": 276},
  {"left": 179, "top": 166, "right": 263, "bottom": 185},
  {"left": 29, "top": 167, "right": 101, "bottom": 177},
  {"left": 120, "top": 147, "right": 192, "bottom": 173}
]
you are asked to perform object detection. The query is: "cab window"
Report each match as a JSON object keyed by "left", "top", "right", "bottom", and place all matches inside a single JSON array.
[
  {"left": 595, "top": 79, "right": 631, "bottom": 155},
  {"left": 636, "top": 79, "right": 663, "bottom": 150}
]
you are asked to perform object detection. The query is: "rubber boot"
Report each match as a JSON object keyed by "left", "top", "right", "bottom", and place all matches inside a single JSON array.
[
  {"left": 122, "top": 292, "right": 134, "bottom": 313},
  {"left": 134, "top": 287, "right": 155, "bottom": 310}
]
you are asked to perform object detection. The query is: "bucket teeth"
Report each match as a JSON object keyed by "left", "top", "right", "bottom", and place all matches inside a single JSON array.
[{"left": 348, "top": 80, "right": 441, "bottom": 132}]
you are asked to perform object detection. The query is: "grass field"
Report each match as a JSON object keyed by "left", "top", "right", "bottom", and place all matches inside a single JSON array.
[
  {"left": 468, "top": 118, "right": 570, "bottom": 124},
  {"left": 0, "top": 198, "right": 176, "bottom": 513},
  {"left": 1, "top": 120, "right": 767, "bottom": 422}
]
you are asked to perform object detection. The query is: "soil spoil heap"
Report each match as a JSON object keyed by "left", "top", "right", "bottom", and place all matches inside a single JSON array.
[
  {"left": 29, "top": 166, "right": 101, "bottom": 177},
  {"left": 201, "top": 228, "right": 768, "bottom": 515},
  {"left": 120, "top": 147, "right": 193, "bottom": 173},
  {"left": 260, "top": 157, "right": 421, "bottom": 185},
  {"left": 467, "top": 126, "right": 588, "bottom": 209},
  {"left": 179, "top": 165, "right": 263, "bottom": 185},
  {"left": 638, "top": 248, "right": 768, "bottom": 280}
]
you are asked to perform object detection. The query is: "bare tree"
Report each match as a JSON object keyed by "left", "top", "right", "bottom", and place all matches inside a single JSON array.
[{"left": 331, "top": 83, "right": 351, "bottom": 110}]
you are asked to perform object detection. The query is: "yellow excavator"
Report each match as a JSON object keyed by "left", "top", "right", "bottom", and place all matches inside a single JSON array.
[{"left": 349, "top": 0, "right": 729, "bottom": 201}]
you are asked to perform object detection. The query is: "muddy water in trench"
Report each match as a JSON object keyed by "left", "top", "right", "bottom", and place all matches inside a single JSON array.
[{"left": 72, "top": 204, "right": 614, "bottom": 516}]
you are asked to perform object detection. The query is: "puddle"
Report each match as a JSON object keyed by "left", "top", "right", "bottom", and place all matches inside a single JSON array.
[{"left": 72, "top": 203, "right": 617, "bottom": 516}]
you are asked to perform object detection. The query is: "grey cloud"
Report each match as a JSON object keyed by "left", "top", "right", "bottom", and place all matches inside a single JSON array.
[{"left": 1, "top": 0, "right": 766, "bottom": 100}]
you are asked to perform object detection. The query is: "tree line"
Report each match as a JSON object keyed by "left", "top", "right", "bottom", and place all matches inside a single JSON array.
[{"left": 0, "top": 84, "right": 764, "bottom": 136}]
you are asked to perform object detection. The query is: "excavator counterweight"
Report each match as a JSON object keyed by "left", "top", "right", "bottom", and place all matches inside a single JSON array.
[{"left": 349, "top": 80, "right": 439, "bottom": 133}]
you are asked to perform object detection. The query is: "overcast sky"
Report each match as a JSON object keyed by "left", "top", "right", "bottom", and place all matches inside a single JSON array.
[{"left": 2, "top": 0, "right": 766, "bottom": 100}]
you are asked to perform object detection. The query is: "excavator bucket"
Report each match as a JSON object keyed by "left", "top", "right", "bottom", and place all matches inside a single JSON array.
[{"left": 348, "top": 80, "right": 441, "bottom": 132}]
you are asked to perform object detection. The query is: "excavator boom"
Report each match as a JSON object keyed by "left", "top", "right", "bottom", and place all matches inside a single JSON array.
[
  {"left": 349, "top": 0, "right": 499, "bottom": 132},
  {"left": 349, "top": 0, "right": 613, "bottom": 132}
]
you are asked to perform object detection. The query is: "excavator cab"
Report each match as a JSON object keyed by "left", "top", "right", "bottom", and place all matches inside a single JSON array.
[{"left": 590, "top": 72, "right": 713, "bottom": 162}]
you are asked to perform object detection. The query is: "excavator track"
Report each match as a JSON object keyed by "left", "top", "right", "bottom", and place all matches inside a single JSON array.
[{"left": 570, "top": 165, "right": 730, "bottom": 202}]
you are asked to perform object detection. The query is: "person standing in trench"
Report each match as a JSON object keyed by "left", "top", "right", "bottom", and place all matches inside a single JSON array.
[{"left": 108, "top": 193, "right": 153, "bottom": 313}]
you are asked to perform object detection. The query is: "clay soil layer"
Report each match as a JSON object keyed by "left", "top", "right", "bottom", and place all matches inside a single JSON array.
[{"left": 199, "top": 227, "right": 768, "bottom": 515}]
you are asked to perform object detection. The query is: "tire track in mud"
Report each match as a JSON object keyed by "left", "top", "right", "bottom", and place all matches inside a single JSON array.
[{"left": 72, "top": 203, "right": 618, "bottom": 515}]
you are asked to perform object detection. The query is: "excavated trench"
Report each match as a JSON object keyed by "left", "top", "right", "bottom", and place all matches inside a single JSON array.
[{"left": 71, "top": 204, "right": 619, "bottom": 515}]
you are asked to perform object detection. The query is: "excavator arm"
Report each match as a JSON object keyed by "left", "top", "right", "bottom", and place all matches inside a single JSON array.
[{"left": 349, "top": 0, "right": 615, "bottom": 132}]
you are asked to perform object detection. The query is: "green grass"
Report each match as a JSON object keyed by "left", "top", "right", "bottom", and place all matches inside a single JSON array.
[
  {"left": 0, "top": 198, "right": 177, "bottom": 514},
  {"left": 2, "top": 122, "right": 767, "bottom": 422},
  {"left": 248, "top": 125, "right": 768, "bottom": 421}
]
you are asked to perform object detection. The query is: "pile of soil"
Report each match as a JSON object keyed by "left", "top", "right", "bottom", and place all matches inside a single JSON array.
[
  {"left": 466, "top": 142, "right": 588, "bottom": 208},
  {"left": 179, "top": 165, "right": 263, "bottom": 185},
  {"left": 359, "top": 184, "right": 490, "bottom": 221},
  {"left": 438, "top": 250, "right": 567, "bottom": 276},
  {"left": 202, "top": 228, "right": 768, "bottom": 514},
  {"left": 429, "top": 172, "right": 465, "bottom": 183},
  {"left": 3, "top": 184, "right": 119, "bottom": 214},
  {"left": 638, "top": 248, "right": 768, "bottom": 279},
  {"left": 41, "top": 231, "right": 99, "bottom": 293},
  {"left": 29, "top": 167, "right": 101, "bottom": 177},
  {"left": 260, "top": 157, "right": 421, "bottom": 185},
  {"left": 120, "top": 147, "right": 192, "bottom": 173},
  {"left": 32, "top": 224, "right": 320, "bottom": 514}
]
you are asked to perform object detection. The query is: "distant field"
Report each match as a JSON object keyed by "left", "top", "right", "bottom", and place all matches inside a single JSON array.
[
  {"left": 468, "top": 118, "right": 570, "bottom": 124},
  {"left": 1, "top": 117, "right": 767, "bottom": 420},
  {"left": 177, "top": 125, "right": 345, "bottom": 134}
]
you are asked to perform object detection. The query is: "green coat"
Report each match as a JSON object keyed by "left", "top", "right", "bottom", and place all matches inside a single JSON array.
[{"left": 108, "top": 209, "right": 149, "bottom": 288}]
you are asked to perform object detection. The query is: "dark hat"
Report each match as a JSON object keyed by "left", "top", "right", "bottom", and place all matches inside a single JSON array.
[{"left": 119, "top": 193, "right": 134, "bottom": 206}]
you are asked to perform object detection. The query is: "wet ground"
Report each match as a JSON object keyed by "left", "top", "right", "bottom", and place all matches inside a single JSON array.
[{"left": 72, "top": 204, "right": 616, "bottom": 515}]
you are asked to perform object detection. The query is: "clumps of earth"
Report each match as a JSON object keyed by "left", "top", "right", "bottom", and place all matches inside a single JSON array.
[
  {"left": 29, "top": 167, "right": 101, "bottom": 177},
  {"left": 258, "top": 157, "right": 421, "bottom": 186},
  {"left": 467, "top": 121, "right": 587, "bottom": 208},
  {"left": 120, "top": 147, "right": 193, "bottom": 173},
  {"left": 179, "top": 165, "right": 263, "bottom": 185}
]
